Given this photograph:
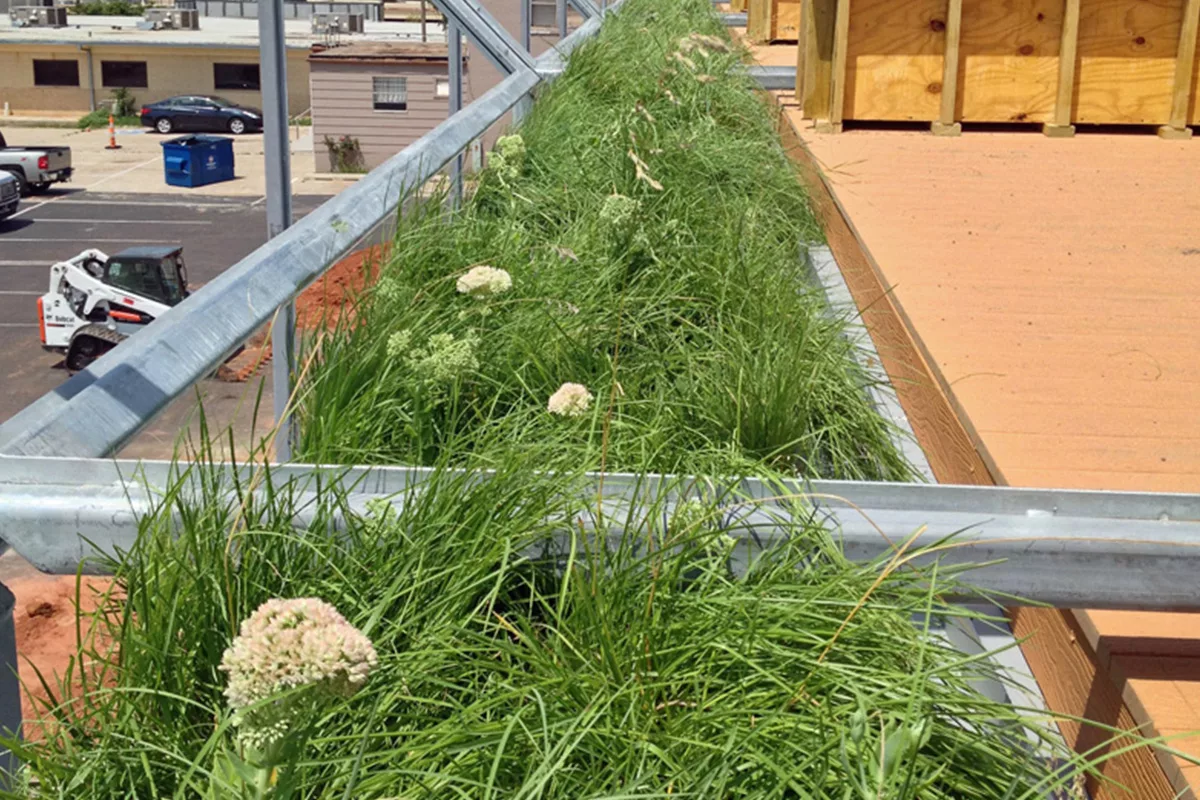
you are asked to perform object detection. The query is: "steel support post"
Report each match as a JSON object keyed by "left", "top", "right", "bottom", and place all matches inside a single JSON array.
[
  {"left": 448, "top": 21, "right": 464, "bottom": 208},
  {"left": 520, "top": 0, "right": 531, "bottom": 51},
  {"left": 0, "top": 585, "right": 18, "bottom": 786},
  {"left": 259, "top": 0, "right": 297, "bottom": 461},
  {"left": 557, "top": 0, "right": 567, "bottom": 37},
  {"left": 514, "top": 0, "right": 534, "bottom": 123}
]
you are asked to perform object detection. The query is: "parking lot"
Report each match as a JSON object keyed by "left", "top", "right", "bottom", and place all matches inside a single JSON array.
[{"left": 0, "top": 187, "right": 337, "bottom": 458}]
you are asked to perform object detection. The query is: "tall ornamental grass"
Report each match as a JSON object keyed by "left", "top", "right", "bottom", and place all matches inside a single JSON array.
[
  {"left": 1, "top": 442, "right": 1117, "bottom": 798},
  {"left": 296, "top": 0, "right": 908, "bottom": 482}
]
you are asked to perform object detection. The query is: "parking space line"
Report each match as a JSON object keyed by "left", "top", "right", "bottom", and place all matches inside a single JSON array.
[
  {"left": 1, "top": 238, "right": 176, "bottom": 243},
  {"left": 0, "top": 323, "right": 36, "bottom": 328},
  {"left": 25, "top": 218, "right": 214, "bottom": 225},
  {"left": 9, "top": 156, "right": 164, "bottom": 220},
  {"left": 48, "top": 199, "right": 246, "bottom": 209},
  {"left": 0, "top": 262, "right": 49, "bottom": 267},
  {"left": 0, "top": 291, "right": 40, "bottom": 295}
]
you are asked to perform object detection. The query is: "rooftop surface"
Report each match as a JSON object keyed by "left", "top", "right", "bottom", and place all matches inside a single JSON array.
[
  {"left": 790, "top": 112, "right": 1200, "bottom": 798},
  {"left": 308, "top": 40, "right": 450, "bottom": 60},
  {"left": 0, "top": 13, "right": 446, "bottom": 49}
]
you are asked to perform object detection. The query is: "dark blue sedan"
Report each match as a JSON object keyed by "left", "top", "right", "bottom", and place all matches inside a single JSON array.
[{"left": 140, "top": 96, "right": 263, "bottom": 135}]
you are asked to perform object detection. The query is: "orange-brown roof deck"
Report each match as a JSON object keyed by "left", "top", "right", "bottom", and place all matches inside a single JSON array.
[{"left": 733, "top": 30, "right": 1200, "bottom": 800}]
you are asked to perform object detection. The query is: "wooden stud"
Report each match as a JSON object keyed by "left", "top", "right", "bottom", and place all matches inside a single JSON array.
[
  {"left": 747, "top": 0, "right": 770, "bottom": 43},
  {"left": 801, "top": 0, "right": 837, "bottom": 122},
  {"left": 1043, "top": 0, "right": 1080, "bottom": 137},
  {"left": 1158, "top": 0, "right": 1199, "bottom": 139},
  {"left": 828, "top": 0, "right": 851, "bottom": 127},
  {"left": 932, "top": 0, "right": 963, "bottom": 136}
]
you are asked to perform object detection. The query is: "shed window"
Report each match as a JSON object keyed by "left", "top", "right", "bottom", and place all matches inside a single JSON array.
[
  {"left": 33, "top": 60, "right": 79, "bottom": 87},
  {"left": 102, "top": 61, "right": 148, "bottom": 88},
  {"left": 435, "top": 78, "right": 450, "bottom": 99},
  {"left": 372, "top": 77, "right": 407, "bottom": 111},
  {"left": 214, "top": 63, "right": 260, "bottom": 90}
]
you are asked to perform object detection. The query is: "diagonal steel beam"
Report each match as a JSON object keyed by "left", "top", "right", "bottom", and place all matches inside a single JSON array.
[{"left": 428, "top": 0, "right": 539, "bottom": 76}]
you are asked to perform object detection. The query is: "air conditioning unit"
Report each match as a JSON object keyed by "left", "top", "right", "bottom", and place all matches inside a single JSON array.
[
  {"left": 142, "top": 6, "right": 199, "bottom": 28},
  {"left": 312, "top": 12, "right": 364, "bottom": 34},
  {"left": 9, "top": 5, "right": 69, "bottom": 26}
]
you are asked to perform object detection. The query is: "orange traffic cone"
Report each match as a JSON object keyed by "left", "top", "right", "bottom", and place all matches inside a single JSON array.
[{"left": 105, "top": 114, "right": 121, "bottom": 150}]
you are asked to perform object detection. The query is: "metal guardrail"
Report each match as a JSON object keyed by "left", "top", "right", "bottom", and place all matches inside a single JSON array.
[{"left": 1, "top": 455, "right": 1198, "bottom": 610}]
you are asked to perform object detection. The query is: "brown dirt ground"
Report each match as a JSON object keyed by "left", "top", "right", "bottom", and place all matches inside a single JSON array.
[
  {"left": 217, "top": 246, "right": 383, "bottom": 382},
  {"left": 8, "top": 575, "right": 114, "bottom": 740}
]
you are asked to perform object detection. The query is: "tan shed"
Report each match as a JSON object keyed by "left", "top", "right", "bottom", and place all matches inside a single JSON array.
[{"left": 308, "top": 41, "right": 468, "bottom": 172}]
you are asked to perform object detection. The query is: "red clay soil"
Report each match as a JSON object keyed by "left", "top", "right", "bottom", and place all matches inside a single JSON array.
[
  {"left": 8, "top": 575, "right": 114, "bottom": 741},
  {"left": 217, "top": 245, "right": 383, "bottom": 382}
]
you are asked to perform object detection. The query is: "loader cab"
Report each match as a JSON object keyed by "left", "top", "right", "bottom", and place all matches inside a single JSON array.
[{"left": 102, "top": 246, "right": 189, "bottom": 307}]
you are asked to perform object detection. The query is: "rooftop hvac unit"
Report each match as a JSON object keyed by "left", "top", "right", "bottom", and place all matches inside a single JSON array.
[
  {"left": 9, "top": 5, "right": 68, "bottom": 26},
  {"left": 312, "top": 12, "right": 364, "bottom": 34},
  {"left": 142, "top": 6, "right": 199, "bottom": 28}
]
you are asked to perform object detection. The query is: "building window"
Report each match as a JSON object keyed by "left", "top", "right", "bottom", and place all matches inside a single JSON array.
[
  {"left": 33, "top": 60, "right": 79, "bottom": 87},
  {"left": 435, "top": 78, "right": 450, "bottom": 99},
  {"left": 214, "top": 63, "right": 261, "bottom": 91},
  {"left": 372, "top": 77, "right": 407, "bottom": 111},
  {"left": 101, "top": 61, "right": 148, "bottom": 88}
]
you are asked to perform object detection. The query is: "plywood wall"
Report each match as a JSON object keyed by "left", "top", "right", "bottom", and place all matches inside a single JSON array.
[
  {"left": 959, "top": 0, "right": 1061, "bottom": 122},
  {"left": 844, "top": 0, "right": 946, "bottom": 120},
  {"left": 1074, "top": 0, "right": 1183, "bottom": 124},
  {"left": 807, "top": 0, "right": 1200, "bottom": 128}
]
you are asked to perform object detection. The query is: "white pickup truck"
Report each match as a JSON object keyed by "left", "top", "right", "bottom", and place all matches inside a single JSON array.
[
  {"left": 0, "top": 129, "right": 73, "bottom": 196},
  {"left": 0, "top": 171, "right": 18, "bottom": 221}
]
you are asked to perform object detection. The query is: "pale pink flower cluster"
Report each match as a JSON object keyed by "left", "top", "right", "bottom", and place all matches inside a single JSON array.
[
  {"left": 456, "top": 265, "right": 513, "bottom": 298},
  {"left": 547, "top": 382, "right": 594, "bottom": 417},
  {"left": 220, "top": 598, "right": 377, "bottom": 745}
]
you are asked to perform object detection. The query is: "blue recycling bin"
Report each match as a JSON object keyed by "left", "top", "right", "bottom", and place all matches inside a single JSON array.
[{"left": 161, "top": 135, "right": 235, "bottom": 188}]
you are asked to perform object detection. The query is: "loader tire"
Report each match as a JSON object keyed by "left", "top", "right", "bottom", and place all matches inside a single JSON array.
[{"left": 66, "top": 325, "right": 126, "bottom": 373}]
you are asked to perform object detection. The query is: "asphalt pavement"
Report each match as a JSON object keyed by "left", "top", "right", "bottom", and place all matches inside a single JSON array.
[{"left": 0, "top": 187, "right": 333, "bottom": 456}]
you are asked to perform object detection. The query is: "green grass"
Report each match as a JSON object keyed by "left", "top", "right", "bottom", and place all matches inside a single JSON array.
[
  {"left": 295, "top": 0, "right": 908, "bottom": 482},
  {"left": 76, "top": 110, "right": 141, "bottom": 130},
  {"left": 0, "top": 439, "right": 1125, "bottom": 798}
]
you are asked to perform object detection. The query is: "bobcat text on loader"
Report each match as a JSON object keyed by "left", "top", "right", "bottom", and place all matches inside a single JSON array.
[{"left": 37, "top": 246, "right": 189, "bottom": 372}]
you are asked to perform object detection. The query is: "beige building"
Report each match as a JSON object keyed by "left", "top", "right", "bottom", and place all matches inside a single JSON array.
[
  {"left": 0, "top": 14, "right": 434, "bottom": 116},
  {"left": 309, "top": 42, "right": 467, "bottom": 171}
]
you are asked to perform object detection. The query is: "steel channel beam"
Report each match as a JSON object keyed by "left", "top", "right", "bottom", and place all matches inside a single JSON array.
[
  {"left": 719, "top": 10, "right": 746, "bottom": 26},
  {"left": 259, "top": 0, "right": 298, "bottom": 462},
  {"left": 1, "top": 455, "right": 1198, "bottom": 611},
  {"left": 747, "top": 64, "right": 795, "bottom": 90},
  {"left": 428, "top": 0, "right": 538, "bottom": 76}
]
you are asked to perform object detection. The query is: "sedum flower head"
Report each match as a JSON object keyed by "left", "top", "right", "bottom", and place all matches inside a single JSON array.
[
  {"left": 490, "top": 134, "right": 526, "bottom": 184},
  {"left": 410, "top": 331, "right": 479, "bottom": 385},
  {"left": 456, "top": 265, "right": 513, "bottom": 299},
  {"left": 599, "top": 193, "right": 640, "bottom": 230},
  {"left": 547, "top": 382, "right": 594, "bottom": 417},
  {"left": 220, "top": 598, "right": 377, "bottom": 748}
]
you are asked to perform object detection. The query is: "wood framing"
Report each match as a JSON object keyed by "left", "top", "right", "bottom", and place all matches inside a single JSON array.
[
  {"left": 796, "top": 0, "right": 1200, "bottom": 130},
  {"left": 747, "top": 0, "right": 801, "bottom": 43},
  {"left": 1044, "top": 0, "right": 1080, "bottom": 136},
  {"left": 1160, "top": 0, "right": 1199, "bottom": 137},
  {"left": 932, "top": 0, "right": 963, "bottom": 135},
  {"left": 769, "top": 98, "right": 1180, "bottom": 799},
  {"left": 799, "top": 0, "right": 836, "bottom": 122}
]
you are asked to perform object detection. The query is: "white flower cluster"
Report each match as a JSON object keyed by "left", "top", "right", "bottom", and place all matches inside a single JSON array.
[
  {"left": 547, "top": 382, "right": 594, "bottom": 417},
  {"left": 456, "top": 265, "right": 513, "bottom": 299},
  {"left": 600, "top": 193, "right": 641, "bottom": 230},
  {"left": 220, "top": 598, "right": 377, "bottom": 747},
  {"left": 490, "top": 134, "right": 527, "bottom": 184}
]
